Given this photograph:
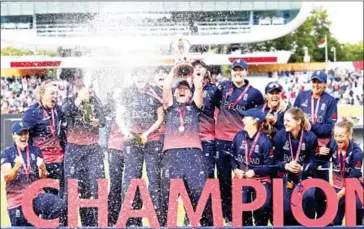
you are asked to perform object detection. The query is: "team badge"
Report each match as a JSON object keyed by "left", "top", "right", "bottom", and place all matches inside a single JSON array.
[
  {"left": 31, "top": 154, "right": 35, "bottom": 161},
  {"left": 302, "top": 143, "right": 306, "bottom": 151},
  {"left": 255, "top": 145, "right": 259, "bottom": 153},
  {"left": 243, "top": 94, "right": 248, "bottom": 101},
  {"left": 283, "top": 141, "right": 290, "bottom": 150},
  {"left": 321, "top": 103, "right": 326, "bottom": 111},
  {"left": 301, "top": 99, "right": 308, "bottom": 107}
]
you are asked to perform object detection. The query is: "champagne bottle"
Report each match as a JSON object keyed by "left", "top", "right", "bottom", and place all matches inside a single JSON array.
[
  {"left": 132, "top": 135, "right": 143, "bottom": 145},
  {"left": 83, "top": 98, "right": 93, "bottom": 123}
]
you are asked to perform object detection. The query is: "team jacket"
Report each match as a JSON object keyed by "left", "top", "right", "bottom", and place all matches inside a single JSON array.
[
  {"left": 231, "top": 130, "right": 274, "bottom": 182},
  {"left": 326, "top": 139, "right": 363, "bottom": 189},
  {"left": 274, "top": 129, "right": 319, "bottom": 183},
  {"left": 121, "top": 84, "right": 163, "bottom": 142},
  {"left": 200, "top": 82, "right": 221, "bottom": 141},
  {"left": 22, "top": 102, "right": 66, "bottom": 163},
  {"left": 294, "top": 90, "right": 338, "bottom": 140},
  {"left": 215, "top": 80, "right": 265, "bottom": 141},
  {"left": 62, "top": 95, "right": 105, "bottom": 145},
  {"left": 1, "top": 144, "right": 43, "bottom": 209}
]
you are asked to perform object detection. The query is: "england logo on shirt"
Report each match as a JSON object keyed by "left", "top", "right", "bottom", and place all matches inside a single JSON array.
[
  {"left": 302, "top": 143, "right": 306, "bottom": 151},
  {"left": 283, "top": 141, "right": 290, "bottom": 150},
  {"left": 321, "top": 103, "right": 326, "bottom": 111},
  {"left": 243, "top": 94, "right": 248, "bottom": 101},
  {"left": 254, "top": 145, "right": 259, "bottom": 153},
  {"left": 301, "top": 99, "right": 308, "bottom": 107},
  {"left": 31, "top": 153, "right": 36, "bottom": 161},
  {"left": 203, "top": 90, "right": 207, "bottom": 98}
]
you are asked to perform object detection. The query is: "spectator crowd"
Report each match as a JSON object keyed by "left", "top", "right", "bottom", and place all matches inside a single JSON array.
[{"left": 1, "top": 68, "right": 363, "bottom": 114}]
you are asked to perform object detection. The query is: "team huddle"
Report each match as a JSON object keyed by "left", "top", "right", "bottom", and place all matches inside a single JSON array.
[{"left": 1, "top": 59, "right": 363, "bottom": 227}]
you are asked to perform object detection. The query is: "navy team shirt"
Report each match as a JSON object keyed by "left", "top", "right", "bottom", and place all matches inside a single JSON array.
[
  {"left": 231, "top": 130, "right": 274, "bottom": 182},
  {"left": 294, "top": 90, "right": 337, "bottom": 140},
  {"left": 326, "top": 139, "right": 363, "bottom": 189},
  {"left": 22, "top": 103, "right": 66, "bottom": 163},
  {"left": 163, "top": 102, "right": 202, "bottom": 152},
  {"left": 274, "top": 129, "right": 319, "bottom": 183},
  {"left": 200, "top": 82, "right": 221, "bottom": 141},
  {"left": 215, "top": 80, "right": 264, "bottom": 141},
  {"left": 122, "top": 84, "right": 163, "bottom": 142},
  {"left": 1, "top": 144, "right": 43, "bottom": 209}
]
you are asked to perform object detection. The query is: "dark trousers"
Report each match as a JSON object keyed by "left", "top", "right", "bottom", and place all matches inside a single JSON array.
[
  {"left": 144, "top": 140, "right": 163, "bottom": 223},
  {"left": 315, "top": 162, "right": 330, "bottom": 219},
  {"left": 45, "top": 162, "right": 65, "bottom": 198},
  {"left": 8, "top": 193, "right": 66, "bottom": 226},
  {"left": 108, "top": 149, "right": 124, "bottom": 226},
  {"left": 64, "top": 143, "right": 105, "bottom": 227},
  {"left": 122, "top": 141, "right": 144, "bottom": 226},
  {"left": 160, "top": 148, "right": 212, "bottom": 226},
  {"left": 216, "top": 139, "right": 233, "bottom": 222},
  {"left": 284, "top": 181, "right": 316, "bottom": 225},
  {"left": 202, "top": 140, "right": 216, "bottom": 179},
  {"left": 242, "top": 182, "right": 272, "bottom": 226},
  {"left": 333, "top": 187, "right": 363, "bottom": 225}
]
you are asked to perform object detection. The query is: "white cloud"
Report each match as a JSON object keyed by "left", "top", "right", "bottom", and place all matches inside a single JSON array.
[{"left": 317, "top": 2, "right": 363, "bottom": 43}]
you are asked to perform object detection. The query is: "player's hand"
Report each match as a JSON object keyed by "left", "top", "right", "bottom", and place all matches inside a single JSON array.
[
  {"left": 38, "top": 163, "right": 48, "bottom": 179},
  {"left": 140, "top": 132, "right": 149, "bottom": 144},
  {"left": 90, "top": 118, "right": 100, "bottom": 128},
  {"left": 266, "top": 114, "right": 277, "bottom": 125},
  {"left": 14, "top": 156, "right": 23, "bottom": 169},
  {"left": 234, "top": 169, "right": 245, "bottom": 179},
  {"left": 245, "top": 169, "right": 255, "bottom": 178},
  {"left": 318, "top": 146, "right": 330, "bottom": 156},
  {"left": 336, "top": 189, "right": 345, "bottom": 199},
  {"left": 285, "top": 161, "right": 301, "bottom": 173}
]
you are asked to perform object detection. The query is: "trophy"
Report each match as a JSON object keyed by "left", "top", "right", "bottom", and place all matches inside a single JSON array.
[{"left": 171, "top": 38, "right": 194, "bottom": 78}]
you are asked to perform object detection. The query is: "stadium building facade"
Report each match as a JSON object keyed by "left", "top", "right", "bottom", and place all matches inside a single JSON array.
[{"left": 1, "top": 2, "right": 311, "bottom": 54}]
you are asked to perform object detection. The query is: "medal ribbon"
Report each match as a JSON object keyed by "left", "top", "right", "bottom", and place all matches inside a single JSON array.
[
  {"left": 288, "top": 129, "right": 304, "bottom": 162},
  {"left": 226, "top": 84, "right": 251, "bottom": 108},
  {"left": 17, "top": 146, "right": 30, "bottom": 179},
  {"left": 43, "top": 108, "right": 56, "bottom": 136},
  {"left": 178, "top": 106, "right": 187, "bottom": 129},
  {"left": 311, "top": 96, "right": 321, "bottom": 124},
  {"left": 261, "top": 103, "right": 274, "bottom": 115},
  {"left": 339, "top": 151, "right": 346, "bottom": 184},
  {"left": 244, "top": 130, "right": 261, "bottom": 167}
]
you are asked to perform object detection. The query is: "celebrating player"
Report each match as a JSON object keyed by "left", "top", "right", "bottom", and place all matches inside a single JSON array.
[
  {"left": 231, "top": 108, "right": 274, "bottom": 226},
  {"left": 294, "top": 70, "right": 338, "bottom": 217},
  {"left": 22, "top": 80, "right": 66, "bottom": 197},
  {"left": 1, "top": 122, "right": 66, "bottom": 227},
  {"left": 160, "top": 66, "right": 211, "bottom": 226},
  {"left": 274, "top": 108, "right": 319, "bottom": 225},
  {"left": 215, "top": 59, "right": 264, "bottom": 222}
]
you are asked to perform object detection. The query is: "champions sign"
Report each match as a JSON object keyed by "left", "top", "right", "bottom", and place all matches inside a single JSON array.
[{"left": 21, "top": 178, "right": 363, "bottom": 228}]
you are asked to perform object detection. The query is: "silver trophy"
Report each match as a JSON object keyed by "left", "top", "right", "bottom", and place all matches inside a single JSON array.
[{"left": 170, "top": 38, "right": 194, "bottom": 78}]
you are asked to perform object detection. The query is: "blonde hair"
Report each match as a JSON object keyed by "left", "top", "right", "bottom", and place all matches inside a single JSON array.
[
  {"left": 286, "top": 107, "right": 311, "bottom": 130},
  {"left": 335, "top": 117, "right": 354, "bottom": 137},
  {"left": 36, "top": 80, "right": 58, "bottom": 102}
]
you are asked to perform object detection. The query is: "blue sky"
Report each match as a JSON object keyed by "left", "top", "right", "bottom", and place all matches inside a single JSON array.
[{"left": 318, "top": 2, "right": 363, "bottom": 43}]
